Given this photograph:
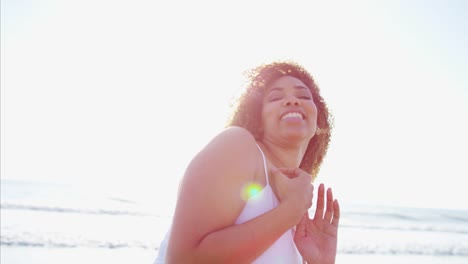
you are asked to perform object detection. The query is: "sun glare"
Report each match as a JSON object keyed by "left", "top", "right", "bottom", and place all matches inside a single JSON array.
[{"left": 241, "top": 182, "right": 263, "bottom": 201}]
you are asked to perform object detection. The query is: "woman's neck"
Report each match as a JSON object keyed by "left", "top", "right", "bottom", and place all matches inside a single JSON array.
[{"left": 258, "top": 139, "right": 308, "bottom": 169}]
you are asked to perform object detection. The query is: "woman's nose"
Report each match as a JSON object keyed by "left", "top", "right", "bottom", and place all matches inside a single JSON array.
[{"left": 283, "top": 96, "right": 300, "bottom": 106}]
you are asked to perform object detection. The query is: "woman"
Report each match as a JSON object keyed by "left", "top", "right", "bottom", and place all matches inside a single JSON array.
[{"left": 155, "top": 61, "right": 340, "bottom": 263}]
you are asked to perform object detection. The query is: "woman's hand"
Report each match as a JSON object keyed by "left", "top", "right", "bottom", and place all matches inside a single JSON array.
[
  {"left": 294, "top": 184, "right": 340, "bottom": 264},
  {"left": 271, "top": 168, "right": 314, "bottom": 223}
]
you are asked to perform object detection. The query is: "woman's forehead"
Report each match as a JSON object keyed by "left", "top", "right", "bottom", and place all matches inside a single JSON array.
[{"left": 266, "top": 75, "right": 309, "bottom": 91}]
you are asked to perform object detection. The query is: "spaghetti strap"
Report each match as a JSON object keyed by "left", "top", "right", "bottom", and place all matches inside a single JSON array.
[{"left": 255, "top": 143, "right": 269, "bottom": 186}]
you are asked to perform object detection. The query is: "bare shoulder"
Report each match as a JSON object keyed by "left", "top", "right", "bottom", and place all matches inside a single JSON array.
[
  {"left": 168, "top": 126, "right": 261, "bottom": 252},
  {"left": 186, "top": 126, "right": 259, "bottom": 185},
  {"left": 204, "top": 126, "right": 257, "bottom": 153},
  {"left": 212, "top": 125, "right": 256, "bottom": 143}
]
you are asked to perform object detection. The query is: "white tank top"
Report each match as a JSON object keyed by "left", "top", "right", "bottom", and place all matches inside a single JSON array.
[
  {"left": 153, "top": 144, "right": 302, "bottom": 264},
  {"left": 234, "top": 144, "right": 302, "bottom": 263}
]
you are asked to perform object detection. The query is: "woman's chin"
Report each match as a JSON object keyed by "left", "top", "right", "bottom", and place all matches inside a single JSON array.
[{"left": 281, "top": 130, "right": 313, "bottom": 142}]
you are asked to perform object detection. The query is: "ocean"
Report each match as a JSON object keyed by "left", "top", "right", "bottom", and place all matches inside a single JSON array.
[{"left": 1, "top": 179, "right": 467, "bottom": 264}]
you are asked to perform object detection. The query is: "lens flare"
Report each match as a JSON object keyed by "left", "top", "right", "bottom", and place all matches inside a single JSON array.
[{"left": 241, "top": 182, "right": 263, "bottom": 201}]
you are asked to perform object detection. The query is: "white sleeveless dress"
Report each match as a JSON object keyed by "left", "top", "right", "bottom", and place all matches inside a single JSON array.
[{"left": 154, "top": 144, "right": 302, "bottom": 263}]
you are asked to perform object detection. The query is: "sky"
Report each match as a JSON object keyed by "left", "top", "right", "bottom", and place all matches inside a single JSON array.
[{"left": 2, "top": 0, "right": 468, "bottom": 211}]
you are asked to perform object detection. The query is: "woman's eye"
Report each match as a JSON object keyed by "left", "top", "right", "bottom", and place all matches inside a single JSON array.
[
  {"left": 299, "top": 96, "right": 311, "bottom": 100},
  {"left": 268, "top": 97, "right": 282, "bottom": 102}
]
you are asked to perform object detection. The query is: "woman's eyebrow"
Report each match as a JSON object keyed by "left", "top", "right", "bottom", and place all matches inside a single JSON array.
[
  {"left": 267, "top": 85, "right": 308, "bottom": 94},
  {"left": 294, "top": 85, "right": 309, "bottom": 91},
  {"left": 267, "top": 87, "right": 283, "bottom": 94}
]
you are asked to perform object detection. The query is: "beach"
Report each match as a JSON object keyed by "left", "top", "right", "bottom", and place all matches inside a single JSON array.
[
  {"left": 2, "top": 247, "right": 468, "bottom": 264},
  {"left": 1, "top": 179, "right": 467, "bottom": 264}
]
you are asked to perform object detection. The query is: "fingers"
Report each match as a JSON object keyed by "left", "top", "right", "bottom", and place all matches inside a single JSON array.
[
  {"left": 270, "top": 168, "right": 289, "bottom": 183},
  {"left": 277, "top": 168, "right": 312, "bottom": 182},
  {"left": 323, "top": 187, "right": 334, "bottom": 223},
  {"left": 331, "top": 199, "right": 340, "bottom": 226},
  {"left": 313, "top": 184, "right": 340, "bottom": 226},
  {"left": 313, "top": 183, "right": 325, "bottom": 219},
  {"left": 277, "top": 167, "right": 299, "bottom": 178},
  {"left": 272, "top": 167, "right": 300, "bottom": 179},
  {"left": 272, "top": 167, "right": 314, "bottom": 209}
]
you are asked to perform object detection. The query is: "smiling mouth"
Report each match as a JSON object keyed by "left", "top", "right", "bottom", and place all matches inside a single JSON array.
[{"left": 280, "top": 112, "right": 304, "bottom": 120}]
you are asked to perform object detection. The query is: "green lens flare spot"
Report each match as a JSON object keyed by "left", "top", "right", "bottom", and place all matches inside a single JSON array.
[{"left": 241, "top": 182, "right": 263, "bottom": 201}]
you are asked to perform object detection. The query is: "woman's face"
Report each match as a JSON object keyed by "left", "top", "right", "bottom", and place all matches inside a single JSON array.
[{"left": 261, "top": 75, "right": 318, "bottom": 144}]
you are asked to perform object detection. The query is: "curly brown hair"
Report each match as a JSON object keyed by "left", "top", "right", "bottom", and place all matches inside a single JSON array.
[{"left": 226, "top": 61, "right": 333, "bottom": 179}]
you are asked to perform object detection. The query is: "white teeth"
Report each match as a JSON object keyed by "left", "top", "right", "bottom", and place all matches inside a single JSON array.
[{"left": 281, "top": 112, "right": 303, "bottom": 120}]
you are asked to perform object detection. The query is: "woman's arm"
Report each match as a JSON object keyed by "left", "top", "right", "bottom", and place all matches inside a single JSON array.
[
  {"left": 165, "top": 127, "right": 305, "bottom": 263},
  {"left": 192, "top": 197, "right": 301, "bottom": 263}
]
